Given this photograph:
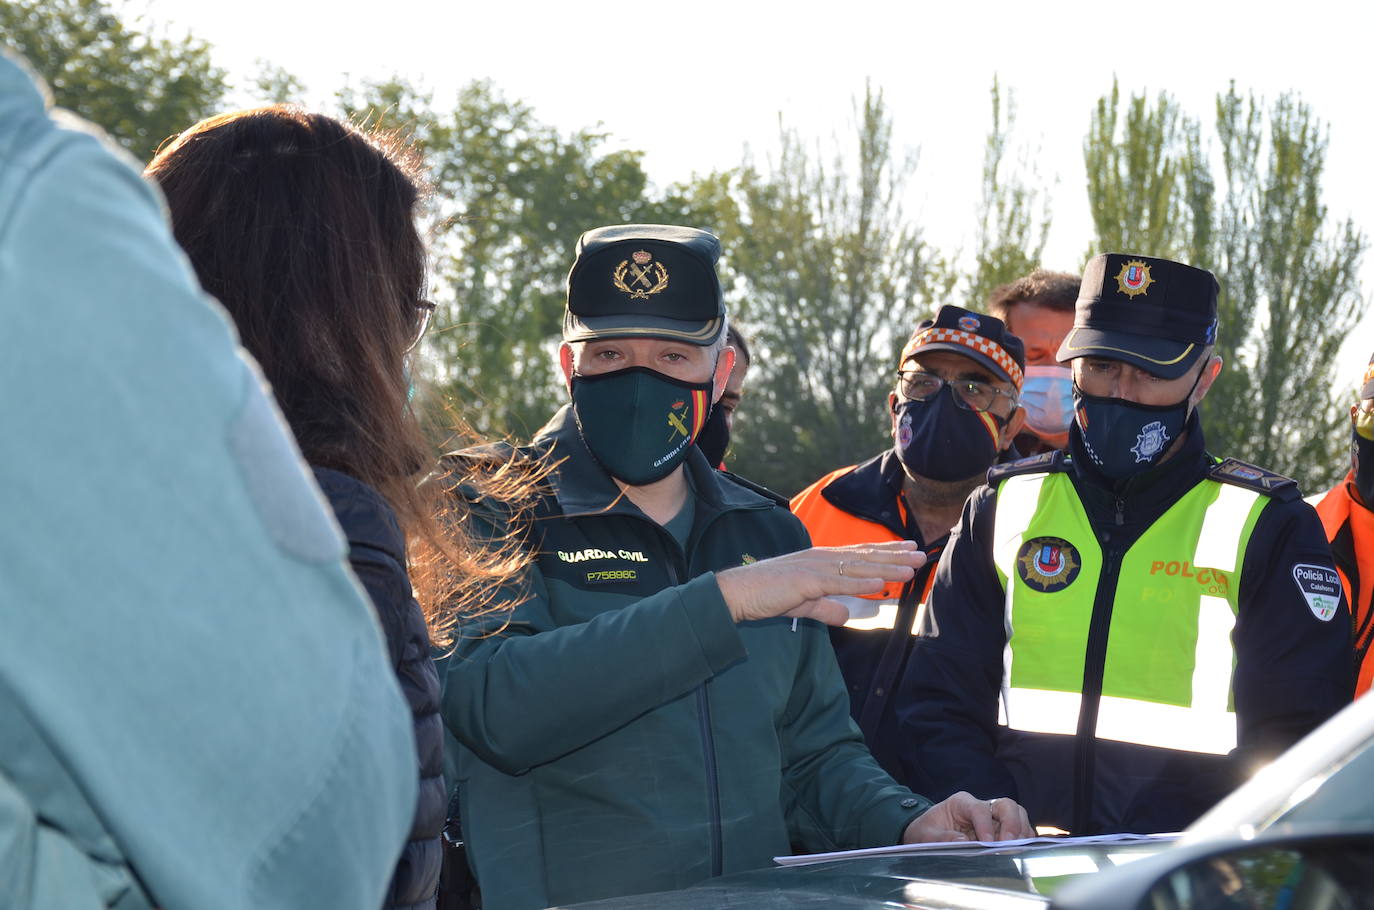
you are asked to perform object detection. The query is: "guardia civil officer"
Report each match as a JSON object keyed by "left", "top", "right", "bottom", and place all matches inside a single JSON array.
[
  {"left": 897, "top": 253, "right": 1353, "bottom": 835},
  {"left": 439, "top": 225, "right": 1032, "bottom": 910}
]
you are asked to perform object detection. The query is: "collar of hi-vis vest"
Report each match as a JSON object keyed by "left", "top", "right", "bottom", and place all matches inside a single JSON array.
[{"left": 534, "top": 404, "right": 770, "bottom": 519}]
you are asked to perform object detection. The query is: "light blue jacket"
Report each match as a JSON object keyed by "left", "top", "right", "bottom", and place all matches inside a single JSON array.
[{"left": 0, "top": 52, "right": 417, "bottom": 910}]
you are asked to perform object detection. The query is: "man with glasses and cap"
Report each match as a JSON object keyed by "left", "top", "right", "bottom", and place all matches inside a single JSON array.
[
  {"left": 897, "top": 253, "right": 1352, "bottom": 836},
  {"left": 1310, "top": 353, "right": 1374, "bottom": 698},
  {"left": 791, "top": 306, "right": 1027, "bottom": 787},
  {"left": 439, "top": 225, "right": 1031, "bottom": 910}
]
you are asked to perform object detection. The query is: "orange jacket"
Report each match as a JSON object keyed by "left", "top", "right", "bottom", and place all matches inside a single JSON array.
[{"left": 1312, "top": 472, "right": 1374, "bottom": 697}]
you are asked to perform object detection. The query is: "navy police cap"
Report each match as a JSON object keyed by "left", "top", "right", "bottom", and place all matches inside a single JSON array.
[
  {"left": 901, "top": 305, "right": 1026, "bottom": 389},
  {"left": 1057, "top": 253, "right": 1219, "bottom": 380},
  {"left": 563, "top": 224, "right": 725, "bottom": 346}
]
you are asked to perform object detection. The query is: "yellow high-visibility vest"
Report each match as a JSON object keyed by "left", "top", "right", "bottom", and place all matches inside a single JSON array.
[{"left": 991, "top": 471, "right": 1267, "bottom": 754}]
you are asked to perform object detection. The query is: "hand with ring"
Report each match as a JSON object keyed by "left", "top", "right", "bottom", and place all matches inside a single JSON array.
[
  {"left": 716, "top": 541, "right": 926, "bottom": 625},
  {"left": 902, "top": 791, "right": 1034, "bottom": 843}
]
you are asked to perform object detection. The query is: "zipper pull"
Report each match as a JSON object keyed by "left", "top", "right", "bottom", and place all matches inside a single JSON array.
[
  {"left": 1114, "top": 497, "right": 1125, "bottom": 526},
  {"left": 791, "top": 617, "right": 798, "bottom": 632}
]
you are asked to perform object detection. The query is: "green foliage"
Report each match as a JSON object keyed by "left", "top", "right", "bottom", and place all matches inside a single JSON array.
[
  {"left": 250, "top": 60, "right": 306, "bottom": 106},
  {"left": 706, "top": 86, "right": 956, "bottom": 496},
  {"left": 1083, "top": 81, "right": 1368, "bottom": 492},
  {"left": 1082, "top": 78, "right": 1210, "bottom": 263},
  {"left": 969, "top": 77, "right": 1053, "bottom": 309},
  {"left": 1, "top": 0, "right": 228, "bottom": 162},
  {"left": 1208, "top": 90, "right": 1366, "bottom": 487},
  {"left": 338, "top": 78, "right": 697, "bottom": 439}
]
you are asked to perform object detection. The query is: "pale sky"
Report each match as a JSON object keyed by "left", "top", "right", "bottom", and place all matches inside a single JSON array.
[{"left": 142, "top": 0, "right": 1374, "bottom": 393}]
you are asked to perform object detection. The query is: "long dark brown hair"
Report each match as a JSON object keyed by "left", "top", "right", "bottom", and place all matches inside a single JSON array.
[{"left": 147, "top": 106, "right": 529, "bottom": 646}]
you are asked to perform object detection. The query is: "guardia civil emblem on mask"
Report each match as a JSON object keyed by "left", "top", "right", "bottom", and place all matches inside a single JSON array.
[
  {"left": 612, "top": 250, "right": 669, "bottom": 300},
  {"left": 1131, "top": 420, "right": 1171, "bottom": 463},
  {"left": 1016, "top": 537, "right": 1081, "bottom": 592},
  {"left": 1115, "top": 259, "right": 1154, "bottom": 298}
]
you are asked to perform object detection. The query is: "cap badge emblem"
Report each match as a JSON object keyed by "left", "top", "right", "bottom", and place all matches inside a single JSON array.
[
  {"left": 958, "top": 315, "right": 981, "bottom": 332},
  {"left": 1115, "top": 260, "right": 1154, "bottom": 298},
  {"left": 613, "top": 251, "right": 669, "bottom": 300}
]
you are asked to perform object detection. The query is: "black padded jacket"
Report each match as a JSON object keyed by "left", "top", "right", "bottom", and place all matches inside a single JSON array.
[{"left": 315, "top": 467, "right": 444, "bottom": 910}]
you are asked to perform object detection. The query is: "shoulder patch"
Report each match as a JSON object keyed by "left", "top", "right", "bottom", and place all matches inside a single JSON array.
[
  {"left": 1292, "top": 563, "right": 1342, "bottom": 621},
  {"left": 987, "top": 449, "right": 1067, "bottom": 485},
  {"left": 718, "top": 470, "right": 790, "bottom": 508},
  {"left": 1209, "top": 457, "right": 1300, "bottom": 501}
]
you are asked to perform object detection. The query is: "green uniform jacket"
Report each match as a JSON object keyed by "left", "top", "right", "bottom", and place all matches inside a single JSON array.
[{"left": 442, "top": 407, "right": 928, "bottom": 910}]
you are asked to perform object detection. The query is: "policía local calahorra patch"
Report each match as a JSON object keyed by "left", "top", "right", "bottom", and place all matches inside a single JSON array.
[{"left": 1292, "top": 564, "right": 1342, "bottom": 621}]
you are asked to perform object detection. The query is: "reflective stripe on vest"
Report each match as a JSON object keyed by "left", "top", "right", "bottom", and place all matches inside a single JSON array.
[{"left": 992, "top": 471, "right": 1265, "bottom": 755}]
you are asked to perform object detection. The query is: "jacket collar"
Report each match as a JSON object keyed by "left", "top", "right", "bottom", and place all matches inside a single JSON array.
[
  {"left": 532, "top": 405, "right": 771, "bottom": 520},
  {"left": 310, "top": 466, "right": 405, "bottom": 559},
  {"left": 820, "top": 450, "right": 909, "bottom": 538}
]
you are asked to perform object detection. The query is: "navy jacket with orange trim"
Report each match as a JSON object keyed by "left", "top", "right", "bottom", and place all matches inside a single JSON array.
[
  {"left": 791, "top": 451, "right": 944, "bottom": 787},
  {"left": 1312, "top": 471, "right": 1374, "bottom": 697}
]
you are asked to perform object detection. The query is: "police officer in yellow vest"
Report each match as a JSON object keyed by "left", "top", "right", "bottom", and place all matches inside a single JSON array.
[{"left": 897, "top": 253, "right": 1354, "bottom": 835}]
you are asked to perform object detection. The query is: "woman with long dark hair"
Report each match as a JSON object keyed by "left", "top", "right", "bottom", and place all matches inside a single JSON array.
[{"left": 147, "top": 106, "right": 517, "bottom": 910}]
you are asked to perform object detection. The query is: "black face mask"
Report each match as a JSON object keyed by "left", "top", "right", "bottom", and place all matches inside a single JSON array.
[
  {"left": 1352, "top": 416, "right": 1374, "bottom": 507},
  {"left": 570, "top": 366, "right": 714, "bottom": 486},
  {"left": 1072, "top": 375, "right": 1198, "bottom": 480},
  {"left": 893, "top": 387, "right": 1004, "bottom": 482},
  {"left": 695, "top": 401, "right": 730, "bottom": 467}
]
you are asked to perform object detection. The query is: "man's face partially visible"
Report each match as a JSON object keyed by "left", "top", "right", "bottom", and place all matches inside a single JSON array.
[
  {"left": 1073, "top": 356, "right": 1204, "bottom": 407},
  {"left": 890, "top": 350, "right": 1023, "bottom": 451},
  {"left": 1005, "top": 302, "right": 1074, "bottom": 368},
  {"left": 718, "top": 354, "right": 750, "bottom": 432}
]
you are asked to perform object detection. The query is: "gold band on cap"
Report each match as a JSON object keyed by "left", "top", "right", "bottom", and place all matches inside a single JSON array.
[{"left": 1061, "top": 328, "right": 1196, "bottom": 366}]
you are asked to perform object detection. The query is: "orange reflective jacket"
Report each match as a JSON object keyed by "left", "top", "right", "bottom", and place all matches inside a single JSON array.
[{"left": 1313, "top": 473, "right": 1374, "bottom": 697}]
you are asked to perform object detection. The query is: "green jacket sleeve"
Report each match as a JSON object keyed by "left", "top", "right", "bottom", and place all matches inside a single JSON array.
[
  {"left": 778, "top": 618, "right": 931, "bottom": 850},
  {"left": 443, "top": 565, "right": 748, "bottom": 775}
]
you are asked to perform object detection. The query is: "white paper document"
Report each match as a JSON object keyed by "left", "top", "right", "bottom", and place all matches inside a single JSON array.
[{"left": 774, "top": 832, "right": 1178, "bottom": 866}]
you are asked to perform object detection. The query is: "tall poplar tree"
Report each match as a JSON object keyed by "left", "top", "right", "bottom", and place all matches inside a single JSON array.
[
  {"left": 1083, "top": 82, "right": 1367, "bottom": 492},
  {"left": 969, "top": 77, "right": 1052, "bottom": 309}
]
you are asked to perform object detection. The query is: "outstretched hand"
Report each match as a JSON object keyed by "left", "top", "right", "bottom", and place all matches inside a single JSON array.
[
  {"left": 902, "top": 791, "right": 1034, "bottom": 844},
  {"left": 716, "top": 541, "right": 926, "bottom": 625}
]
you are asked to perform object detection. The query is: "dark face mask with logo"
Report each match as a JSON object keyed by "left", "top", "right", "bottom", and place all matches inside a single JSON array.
[
  {"left": 893, "top": 387, "right": 1004, "bottom": 482},
  {"left": 571, "top": 365, "right": 714, "bottom": 486},
  {"left": 1072, "top": 373, "right": 1200, "bottom": 480}
]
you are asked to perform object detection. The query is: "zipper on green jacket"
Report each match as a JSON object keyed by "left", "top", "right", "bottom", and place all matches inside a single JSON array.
[{"left": 663, "top": 539, "right": 724, "bottom": 878}]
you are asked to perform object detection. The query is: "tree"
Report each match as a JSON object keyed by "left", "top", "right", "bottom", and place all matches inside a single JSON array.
[
  {"left": 1, "top": 0, "right": 228, "bottom": 162},
  {"left": 968, "top": 77, "right": 1053, "bottom": 309},
  {"left": 706, "top": 86, "right": 954, "bottom": 496},
  {"left": 1082, "top": 79, "right": 1212, "bottom": 264},
  {"left": 1083, "top": 81, "right": 1368, "bottom": 492},
  {"left": 338, "top": 78, "right": 689, "bottom": 439},
  {"left": 1207, "top": 89, "right": 1366, "bottom": 486}
]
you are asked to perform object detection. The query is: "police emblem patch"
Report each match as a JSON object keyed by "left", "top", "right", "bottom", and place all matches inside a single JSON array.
[
  {"left": 613, "top": 250, "right": 669, "bottom": 300},
  {"left": 1292, "top": 564, "right": 1341, "bottom": 621},
  {"left": 1115, "top": 259, "right": 1154, "bottom": 298},
  {"left": 1131, "top": 420, "right": 1170, "bottom": 463},
  {"left": 958, "top": 315, "right": 981, "bottom": 332},
  {"left": 1016, "top": 537, "right": 1082, "bottom": 592},
  {"left": 898, "top": 411, "right": 914, "bottom": 448}
]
